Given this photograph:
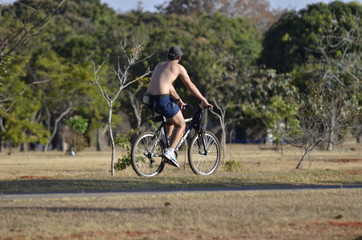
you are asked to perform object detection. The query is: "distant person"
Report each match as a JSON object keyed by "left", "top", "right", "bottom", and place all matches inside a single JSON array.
[{"left": 146, "top": 46, "right": 212, "bottom": 168}]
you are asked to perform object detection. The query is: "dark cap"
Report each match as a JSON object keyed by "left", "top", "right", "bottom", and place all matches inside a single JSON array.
[{"left": 168, "top": 46, "right": 183, "bottom": 60}]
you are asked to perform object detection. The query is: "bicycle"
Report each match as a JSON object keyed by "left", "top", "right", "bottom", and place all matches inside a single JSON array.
[{"left": 131, "top": 104, "right": 221, "bottom": 177}]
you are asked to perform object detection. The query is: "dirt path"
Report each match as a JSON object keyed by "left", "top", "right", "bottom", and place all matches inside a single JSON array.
[{"left": 2, "top": 184, "right": 362, "bottom": 200}]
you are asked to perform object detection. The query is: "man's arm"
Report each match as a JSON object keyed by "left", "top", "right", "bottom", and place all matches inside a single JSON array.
[
  {"left": 169, "top": 84, "right": 186, "bottom": 107},
  {"left": 178, "top": 65, "right": 212, "bottom": 108},
  {"left": 169, "top": 84, "right": 180, "bottom": 100}
]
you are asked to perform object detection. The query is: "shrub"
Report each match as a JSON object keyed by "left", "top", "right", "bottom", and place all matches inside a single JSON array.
[{"left": 224, "top": 160, "right": 242, "bottom": 172}]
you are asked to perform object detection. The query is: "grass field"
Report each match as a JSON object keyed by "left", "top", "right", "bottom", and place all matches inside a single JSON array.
[{"left": 0, "top": 143, "right": 362, "bottom": 239}]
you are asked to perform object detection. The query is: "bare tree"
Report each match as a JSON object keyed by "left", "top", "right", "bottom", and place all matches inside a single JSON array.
[
  {"left": 315, "top": 15, "right": 362, "bottom": 151},
  {"left": 126, "top": 77, "right": 149, "bottom": 129},
  {"left": 286, "top": 97, "right": 357, "bottom": 169},
  {"left": 92, "top": 39, "right": 151, "bottom": 176},
  {"left": 127, "top": 90, "right": 142, "bottom": 129},
  {"left": 210, "top": 98, "right": 229, "bottom": 162}
]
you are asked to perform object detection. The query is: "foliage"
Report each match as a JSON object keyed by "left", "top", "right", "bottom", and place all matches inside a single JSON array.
[
  {"left": 292, "top": 8, "right": 361, "bottom": 151},
  {"left": 291, "top": 63, "right": 359, "bottom": 149},
  {"left": 114, "top": 154, "right": 131, "bottom": 171},
  {"left": 157, "top": 0, "right": 284, "bottom": 32},
  {"left": 92, "top": 39, "right": 151, "bottom": 176},
  {"left": 0, "top": 58, "right": 10, "bottom": 86},
  {"left": 0, "top": 55, "right": 49, "bottom": 151},
  {"left": 241, "top": 68, "right": 300, "bottom": 144},
  {"left": 63, "top": 115, "right": 89, "bottom": 152},
  {"left": 259, "top": 1, "right": 362, "bottom": 166},
  {"left": 224, "top": 160, "right": 242, "bottom": 172},
  {"left": 260, "top": 1, "right": 362, "bottom": 73},
  {"left": 64, "top": 132, "right": 88, "bottom": 152},
  {"left": 1, "top": 0, "right": 264, "bottom": 152},
  {"left": 114, "top": 128, "right": 139, "bottom": 171},
  {"left": 64, "top": 115, "right": 89, "bottom": 134},
  {"left": 0, "top": 0, "right": 66, "bottom": 62},
  {"left": 0, "top": 0, "right": 360, "bottom": 173}
]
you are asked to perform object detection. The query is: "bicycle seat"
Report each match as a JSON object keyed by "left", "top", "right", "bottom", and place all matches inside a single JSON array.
[{"left": 152, "top": 115, "right": 164, "bottom": 122}]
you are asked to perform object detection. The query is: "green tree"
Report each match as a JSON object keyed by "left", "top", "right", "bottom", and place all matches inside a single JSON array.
[
  {"left": 157, "top": 0, "right": 284, "bottom": 32},
  {"left": 241, "top": 68, "right": 299, "bottom": 148},
  {"left": 0, "top": 0, "right": 66, "bottom": 62},
  {"left": 259, "top": 1, "right": 362, "bottom": 73},
  {"left": 0, "top": 0, "right": 128, "bottom": 153},
  {"left": 258, "top": 1, "right": 362, "bottom": 166},
  {"left": 117, "top": 12, "right": 262, "bottom": 143},
  {"left": 0, "top": 56, "right": 49, "bottom": 153},
  {"left": 30, "top": 46, "right": 94, "bottom": 151}
]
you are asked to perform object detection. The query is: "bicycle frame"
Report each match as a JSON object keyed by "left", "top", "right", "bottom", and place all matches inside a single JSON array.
[
  {"left": 152, "top": 105, "right": 205, "bottom": 152},
  {"left": 131, "top": 105, "right": 220, "bottom": 176}
]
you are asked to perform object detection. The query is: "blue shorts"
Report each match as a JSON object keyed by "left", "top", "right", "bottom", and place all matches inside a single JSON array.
[{"left": 154, "top": 95, "right": 180, "bottom": 118}]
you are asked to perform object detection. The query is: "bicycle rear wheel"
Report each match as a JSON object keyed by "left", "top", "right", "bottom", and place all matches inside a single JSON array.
[
  {"left": 188, "top": 131, "right": 220, "bottom": 175},
  {"left": 131, "top": 132, "right": 165, "bottom": 177}
]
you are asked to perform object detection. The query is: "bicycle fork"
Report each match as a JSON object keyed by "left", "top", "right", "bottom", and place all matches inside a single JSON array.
[{"left": 197, "top": 133, "right": 208, "bottom": 156}]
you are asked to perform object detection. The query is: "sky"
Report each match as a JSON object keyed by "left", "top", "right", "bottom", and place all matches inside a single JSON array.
[{"left": 100, "top": 0, "right": 361, "bottom": 13}]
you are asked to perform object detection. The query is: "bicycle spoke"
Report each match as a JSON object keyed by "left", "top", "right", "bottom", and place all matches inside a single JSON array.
[
  {"left": 188, "top": 132, "right": 220, "bottom": 175},
  {"left": 131, "top": 132, "right": 165, "bottom": 177}
]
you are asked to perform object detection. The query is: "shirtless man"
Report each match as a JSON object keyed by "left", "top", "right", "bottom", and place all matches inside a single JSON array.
[{"left": 147, "top": 46, "right": 212, "bottom": 168}]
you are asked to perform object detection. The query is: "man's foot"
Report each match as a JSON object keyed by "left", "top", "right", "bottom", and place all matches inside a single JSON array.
[{"left": 163, "top": 148, "right": 179, "bottom": 168}]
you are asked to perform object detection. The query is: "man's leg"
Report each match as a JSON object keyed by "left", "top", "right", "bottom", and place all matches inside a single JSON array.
[
  {"left": 167, "top": 111, "right": 186, "bottom": 149},
  {"left": 166, "top": 124, "right": 174, "bottom": 139},
  {"left": 163, "top": 111, "right": 185, "bottom": 168}
]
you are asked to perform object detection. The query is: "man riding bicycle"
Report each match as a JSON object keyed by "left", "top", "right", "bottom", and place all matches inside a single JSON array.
[{"left": 146, "top": 46, "right": 212, "bottom": 168}]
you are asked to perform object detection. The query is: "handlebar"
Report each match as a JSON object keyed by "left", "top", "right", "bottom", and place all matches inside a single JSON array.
[{"left": 183, "top": 104, "right": 212, "bottom": 112}]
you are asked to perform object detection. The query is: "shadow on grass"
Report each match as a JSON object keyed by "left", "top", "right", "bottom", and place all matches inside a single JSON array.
[
  {"left": 0, "top": 206, "right": 162, "bottom": 213},
  {"left": 1, "top": 175, "right": 362, "bottom": 194},
  {"left": 1, "top": 177, "right": 238, "bottom": 193}
]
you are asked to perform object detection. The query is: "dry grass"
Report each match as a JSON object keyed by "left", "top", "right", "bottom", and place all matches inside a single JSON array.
[
  {"left": 0, "top": 190, "right": 361, "bottom": 240},
  {"left": 1, "top": 143, "right": 362, "bottom": 239},
  {"left": 0, "top": 143, "right": 362, "bottom": 193}
]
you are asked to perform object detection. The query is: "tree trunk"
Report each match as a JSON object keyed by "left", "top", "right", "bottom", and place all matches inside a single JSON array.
[
  {"left": 327, "top": 104, "right": 336, "bottom": 151},
  {"left": 44, "top": 106, "right": 72, "bottom": 152},
  {"left": 20, "top": 143, "right": 27, "bottom": 152},
  {"left": 95, "top": 125, "right": 108, "bottom": 151},
  {"left": 210, "top": 102, "right": 228, "bottom": 163},
  {"left": 58, "top": 124, "right": 66, "bottom": 152},
  {"left": 296, "top": 150, "right": 308, "bottom": 169},
  {"left": 107, "top": 103, "right": 115, "bottom": 176},
  {"left": 296, "top": 140, "right": 321, "bottom": 169},
  {"left": 221, "top": 119, "right": 226, "bottom": 162},
  {"left": 129, "top": 91, "right": 142, "bottom": 129},
  {"left": 229, "top": 127, "right": 234, "bottom": 144},
  {"left": 96, "top": 128, "right": 102, "bottom": 151},
  {"left": 0, "top": 117, "right": 4, "bottom": 152}
]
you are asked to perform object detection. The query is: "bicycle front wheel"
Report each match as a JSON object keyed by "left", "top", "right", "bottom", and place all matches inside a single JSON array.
[
  {"left": 131, "top": 132, "right": 165, "bottom": 177},
  {"left": 188, "top": 131, "right": 220, "bottom": 175}
]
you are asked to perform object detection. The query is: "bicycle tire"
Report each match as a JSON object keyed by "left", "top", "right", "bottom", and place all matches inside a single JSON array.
[
  {"left": 188, "top": 131, "right": 220, "bottom": 175},
  {"left": 131, "top": 132, "right": 165, "bottom": 177}
]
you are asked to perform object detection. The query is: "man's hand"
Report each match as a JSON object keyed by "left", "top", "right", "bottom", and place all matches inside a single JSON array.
[
  {"left": 177, "top": 99, "right": 186, "bottom": 109},
  {"left": 200, "top": 100, "right": 213, "bottom": 110}
]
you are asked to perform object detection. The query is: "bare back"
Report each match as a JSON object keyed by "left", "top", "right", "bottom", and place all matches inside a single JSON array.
[
  {"left": 147, "top": 61, "right": 182, "bottom": 95},
  {"left": 147, "top": 58, "right": 209, "bottom": 106}
]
